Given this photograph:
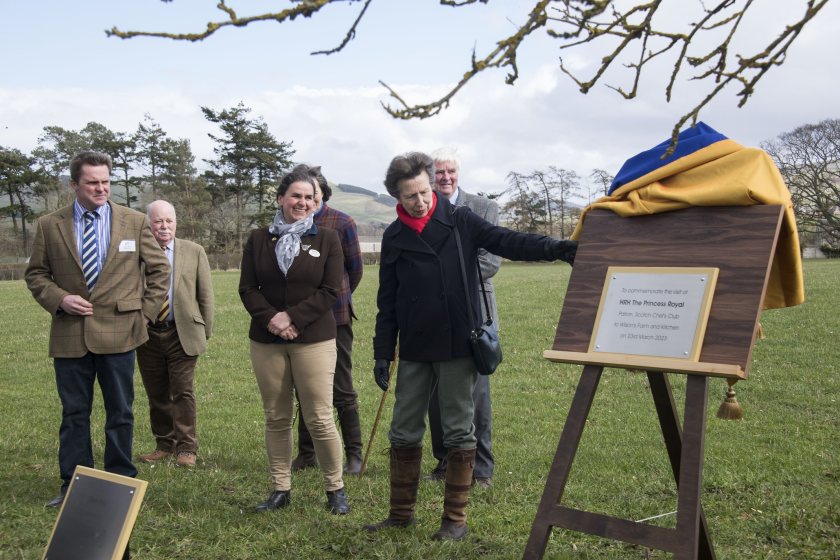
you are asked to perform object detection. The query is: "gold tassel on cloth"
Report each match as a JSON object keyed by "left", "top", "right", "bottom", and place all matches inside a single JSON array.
[{"left": 716, "top": 378, "right": 745, "bottom": 420}]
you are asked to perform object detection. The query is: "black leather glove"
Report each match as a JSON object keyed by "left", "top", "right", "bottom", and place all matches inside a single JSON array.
[
  {"left": 373, "top": 359, "right": 391, "bottom": 391},
  {"left": 552, "top": 240, "right": 577, "bottom": 266}
]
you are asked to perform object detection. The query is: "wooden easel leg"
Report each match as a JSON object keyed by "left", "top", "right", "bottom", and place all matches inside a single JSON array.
[
  {"left": 523, "top": 365, "right": 603, "bottom": 560},
  {"left": 675, "top": 375, "right": 711, "bottom": 560},
  {"left": 648, "top": 372, "right": 715, "bottom": 560}
]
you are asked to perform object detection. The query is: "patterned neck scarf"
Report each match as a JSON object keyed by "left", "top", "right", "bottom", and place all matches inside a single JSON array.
[{"left": 268, "top": 209, "right": 314, "bottom": 275}]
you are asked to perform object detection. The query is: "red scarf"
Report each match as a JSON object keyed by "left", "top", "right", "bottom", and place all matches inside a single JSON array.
[{"left": 396, "top": 193, "right": 437, "bottom": 234}]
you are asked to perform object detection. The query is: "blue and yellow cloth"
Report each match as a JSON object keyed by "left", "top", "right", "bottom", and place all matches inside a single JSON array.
[{"left": 573, "top": 122, "right": 804, "bottom": 309}]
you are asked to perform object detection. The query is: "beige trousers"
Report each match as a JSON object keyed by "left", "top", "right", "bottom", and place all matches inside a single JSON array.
[{"left": 250, "top": 339, "right": 343, "bottom": 491}]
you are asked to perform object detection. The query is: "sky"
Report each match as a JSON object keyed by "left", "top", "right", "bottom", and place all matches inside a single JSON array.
[{"left": 1, "top": 0, "right": 838, "bottom": 201}]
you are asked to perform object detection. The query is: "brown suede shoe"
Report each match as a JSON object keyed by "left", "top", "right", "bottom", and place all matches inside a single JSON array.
[
  {"left": 473, "top": 477, "right": 492, "bottom": 489},
  {"left": 176, "top": 452, "right": 196, "bottom": 468},
  {"left": 424, "top": 462, "right": 446, "bottom": 481},
  {"left": 138, "top": 449, "right": 172, "bottom": 463},
  {"left": 431, "top": 519, "right": 469, "bottom": 541}
]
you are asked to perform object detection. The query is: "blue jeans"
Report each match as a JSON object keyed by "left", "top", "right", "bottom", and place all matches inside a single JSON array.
[{"left": 54, "top": 351, "right": 137, "bottom": 487}]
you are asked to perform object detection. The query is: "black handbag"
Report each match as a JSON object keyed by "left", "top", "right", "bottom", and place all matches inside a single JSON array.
[{"left": 454, "top": 224, "right": 502, "bottom": 375}]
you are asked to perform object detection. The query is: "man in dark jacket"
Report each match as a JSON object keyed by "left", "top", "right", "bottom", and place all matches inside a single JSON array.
[{"left": 426, "top": 147, "right": 501, "bottom": 489}]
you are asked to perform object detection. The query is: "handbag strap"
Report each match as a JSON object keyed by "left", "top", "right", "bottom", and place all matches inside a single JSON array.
[
  {"left": 453, "top": 223, "right": 492, "bottom": 330},
  {"left": 475, "top": 256, "right": 492, "bottom": 325}
]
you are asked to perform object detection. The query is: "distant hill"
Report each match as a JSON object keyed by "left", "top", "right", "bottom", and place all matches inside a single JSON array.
[
  {"left": 336, "top": 183, "right": 396, "bottom": 208},
  {"left": 327, "top": 183, "right": 396, "bottom": 235}
]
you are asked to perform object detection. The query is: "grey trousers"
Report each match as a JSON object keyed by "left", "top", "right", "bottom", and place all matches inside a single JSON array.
[
  {"left": 389, "top": 357, "right": 477, "bottom": 450},
  {"left": 428, "top": 372, "right": 494, "bottom": 478}
]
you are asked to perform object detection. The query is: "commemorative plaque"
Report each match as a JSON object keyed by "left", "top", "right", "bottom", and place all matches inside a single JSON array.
[
  {"left": 43, "top": 466, "right": 146, "bottom": 560},
  {"left": 589, "top": 266, "right": 718, "bottom": 360}
]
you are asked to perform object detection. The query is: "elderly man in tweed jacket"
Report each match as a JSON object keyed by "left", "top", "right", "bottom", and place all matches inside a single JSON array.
[{"left": 136, "top": 200, "right": 214, "bottom": 469}]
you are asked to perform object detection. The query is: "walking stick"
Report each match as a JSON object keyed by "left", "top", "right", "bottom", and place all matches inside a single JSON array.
[{"left": 359, "top": 357, "right": 397, "bottom": 478}]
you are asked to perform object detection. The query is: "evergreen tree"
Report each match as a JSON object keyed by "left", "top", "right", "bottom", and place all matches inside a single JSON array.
[
  {"left": 202, "top": 102, "right": 295, "bottom": 249},
  {"left": 247, "top": 119, "right": 294, "bottom": 227},
  {"left": 159, "top": 138, "right": 212, "bottom": 246},
  {"left": 135, "top": 113, "right": 169, "bottom": 200},
  {"left": 0, "top": 147, "right": 42, "bottom": 254}
]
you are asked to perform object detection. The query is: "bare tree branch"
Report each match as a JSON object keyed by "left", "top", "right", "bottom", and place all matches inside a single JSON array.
[
  {"left": 441, "top": 0, "right": 490, "bottom": 6},
  {"left": 381, "top": 0, "right": 552, "bottom": 119},
  {"left": 107, "top": 0, "right": 830, "bottom": 154},
  {"left": 107, "top": 0, "right": 338, "bottom": 42},
  {"left": 548, "top": 0, "right": 828, "bottom": 154},
  {"left": 311, "top": 0, "right": 373, "bottom": 55}
]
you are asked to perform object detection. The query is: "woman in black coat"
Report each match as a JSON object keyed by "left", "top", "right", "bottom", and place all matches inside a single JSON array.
[{"left": 363, "top": 152, "right": 575, "bottom": 540}]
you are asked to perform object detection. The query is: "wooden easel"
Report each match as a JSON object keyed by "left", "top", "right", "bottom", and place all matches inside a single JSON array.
[{"left": 524, "top": 205, "right": 785, "bottom": 559}]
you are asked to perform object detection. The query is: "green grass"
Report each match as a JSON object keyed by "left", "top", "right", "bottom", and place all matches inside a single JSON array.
[{"left": 1, "top": 261, "right": 838, "bottom": 559}]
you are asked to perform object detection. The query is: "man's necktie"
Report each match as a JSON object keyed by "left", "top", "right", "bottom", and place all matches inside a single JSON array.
[
  {"left": 157, "top": 296, "right": 171, "bottom": 323},
  {"left": 81, "top": 211, "right": 99, "bottom": 291},
  {"left": 157, "top": 246, "right": 171, "bottom": 322}
]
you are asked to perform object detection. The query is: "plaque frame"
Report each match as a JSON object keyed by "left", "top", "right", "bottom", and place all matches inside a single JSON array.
[
  {"left": 43, "top": 466, "right": 147, "bottom": 560},
  {"left": 589, "top": 266, "right": 719, "bottom": 362}
]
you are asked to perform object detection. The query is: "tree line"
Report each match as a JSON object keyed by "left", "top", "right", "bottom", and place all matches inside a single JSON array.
[
  {"left": 494, "top": 167, "right": 614, "bottom": 239},
  {"left": 762, "top": 119, "right": 840, "bottom": 256},
  {"left": 0, "top": 99, "right": 612, "bottom": 262},
  {"left": 2, "top": 110, "right": 839, "bottom": 265},
  {"left": 0, "top": 103, "right": 292, "bottom": 266},
  {"left": 495, "top": 118, "right": 840, "bottom": 252}
]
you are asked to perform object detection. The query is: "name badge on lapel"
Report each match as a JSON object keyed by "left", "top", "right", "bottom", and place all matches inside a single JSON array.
[
  {"left": 119, "top": 240, "right": 136, "bottom": 252},
  {"left": 308, "top": 249, "right": 321, "bottom": 257}
]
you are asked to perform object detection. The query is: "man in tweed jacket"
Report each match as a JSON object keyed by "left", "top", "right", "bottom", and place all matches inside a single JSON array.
[
  {"left": 426, "top": 147, "right": 502, "bottom": 488},
  {"left": 136, "top": 200, "right": 214, "bottom": 469},
  {"left": 25, "top": 151, "right": 170, "bottom": 507}
]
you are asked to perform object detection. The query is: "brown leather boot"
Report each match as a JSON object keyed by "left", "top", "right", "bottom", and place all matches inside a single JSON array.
[
  {"left": 431, "top": 448, "right": 475, "bottom": 541},
  {"left": 338, "top": 405, "right": 363, "bottom": 475},
  {"left": 363, "top": 447, "right": 422, "bottom": 531}
]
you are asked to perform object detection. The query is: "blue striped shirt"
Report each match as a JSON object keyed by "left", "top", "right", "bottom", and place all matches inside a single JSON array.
[{"left": 74, "top": 200, "right": 111, "bottom": 272}]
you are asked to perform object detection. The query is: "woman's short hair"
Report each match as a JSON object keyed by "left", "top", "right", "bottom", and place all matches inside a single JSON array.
[
  {"left": 308, "top": 166, "right": 333, "bottom": 202},
  {"left": 429, "top": 147, "right": 460, "bottom": 171},
  {"left": 70, "top": 151, "right": 113, "bottom": 183},
  {"left": 383, "top": 152, "right": 435, "bottom": 198},
  {"left": 277, "top": 164, "right": 317, "bottom": 198}
]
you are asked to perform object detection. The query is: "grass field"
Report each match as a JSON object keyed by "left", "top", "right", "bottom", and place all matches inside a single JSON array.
[{"left": 0, "top": 261, "right": 838, "bottom": 559}]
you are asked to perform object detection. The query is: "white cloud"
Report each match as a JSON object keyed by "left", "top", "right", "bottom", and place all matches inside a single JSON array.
[{"left": 520, "top": 64, "right": 560, "bottom": 97}]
